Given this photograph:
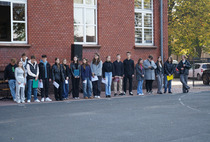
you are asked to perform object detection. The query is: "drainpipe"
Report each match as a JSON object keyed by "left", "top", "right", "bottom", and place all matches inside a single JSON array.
[{"left": 160, "top": 0, "right": 164, "bottom": 61}]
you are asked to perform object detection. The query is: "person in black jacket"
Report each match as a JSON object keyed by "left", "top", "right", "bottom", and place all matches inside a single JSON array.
[
  {"left": 164, "top": 56, "right": 174, "bottom": 93},
  {"left": 102, "top": 56, "right": 114, "bottom": 98},
  {"left": 113, "top": 54, "right": 124, "bottom": 96},
  {"left": 4, "top": 58, "right": 17, "bottom": 101},
  {"left": 155, "top": 56, "right": 164, "bottom": 94},
  {"left": 62, "top": 59, "right": 70, "bottom": 100},
  {"left": 123, "top": 52, "right": 134, "bottom": 96},
  {"left": 39, "top": 55, "right": 52, "bottom": 102},
  {"left": 70, "top": 56, "right": 81, "bottom": 99},
  {"left": 52, "top": 58, "right": 65, "bottom": 101},
  {"left": 177, "top": 55, "right": 191, "bottom": 93}
]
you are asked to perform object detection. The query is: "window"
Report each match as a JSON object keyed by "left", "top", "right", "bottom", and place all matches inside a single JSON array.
[
  {"left": 0, "top": 0, "right": 27, "bottom": 43},
  {"left": 195, "top": 64, "right": 200, "bottom": 69},
  {"left": 74, "top": 0, "right": 97, "bottom": 44},
  {"left": 135, "top": 0, "right": 153, "bottom": 45}
]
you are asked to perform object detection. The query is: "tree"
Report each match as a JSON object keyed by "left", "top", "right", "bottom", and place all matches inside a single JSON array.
[{"left": 168, "top": 0, "right": 210, "bottom": 58}]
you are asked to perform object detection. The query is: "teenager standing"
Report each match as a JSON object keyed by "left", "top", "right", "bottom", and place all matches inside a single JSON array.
[
  {"left": 123, "top": 52, "right": 134, "bottom": 96},
  {"left": 164, "top": 56, "right": 174, "bottom": 93},
  {"left": 113, "top": 54, "right": 124, "bottom": 96},
  {"left": 4, "top": 58, "right": 17, "bottom": 102},
  {"left": 143, "top": 55, "right": 157, "bottom": 94},
  {"left": 15, "top": 61, "right": 26, "bottom": 103},
  {"left": 70, "top": 56, "right": 81, "bottom": 99},
  {"left": 90, "top": 53, "right": 103, "bottom": 98},
  {"left": 136, "top": 58, "right": 145, "bottom": 95},
  {"left": 102, "top": 56, "right": 114, "bottom": 98},
  {"left": 155, "top": 56, "right": 164, "bottom": 94},
  {"left": 52, "top": 58, "right": 65, "bottom": 101},
  {"left": 81, "top": 58, "right": 93, "bottom": 99},
  {"left": 39, "top": 55, "right": 52, "bottom": 102},
  {"left": 21, "top": 53, "right": 28, "bottom": 98},
  {"left": 62, "top": 59, "right": 70, "bottom": 100},
  {"left": 177, "top": 55, "right": 191, "bottom": 93},
  {"left": 26, "top": 56, "right": 40, "bottom": 103}
]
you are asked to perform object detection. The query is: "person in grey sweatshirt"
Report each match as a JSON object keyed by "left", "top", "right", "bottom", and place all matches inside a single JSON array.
[
  {"left": 15, "top": 61, "right": 26, "bottom": 103},
  {"left": 90, "top": 53, "right": 103, "bottom": 98}
]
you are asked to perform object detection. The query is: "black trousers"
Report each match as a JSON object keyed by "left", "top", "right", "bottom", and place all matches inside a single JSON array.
[
  {"left": 92, "top": 76, "right": 102, "bottom": 96},
  {"left": 145, "top": 80, "right": 153, "bottom": 92},
  {"left": 41, "top": 78, "right": 49, "bottom": 98},
  {"left": 123, "top": 75, "right": 133, "bottom": 93},
  {"left": 54, "top": 80, "right": 63, "bottom": 100},
  {"left": 72, "top": 77, "right": 80, "bottom": 98}
]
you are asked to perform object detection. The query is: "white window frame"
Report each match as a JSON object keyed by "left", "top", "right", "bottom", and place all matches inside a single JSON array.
[
  {"left": 74, "top": 0, "right": 97, "bottom": 45},
  {"left": 0, "top": 0, "right": 27, "bottom": 43},
  {"left": 135, "top": 0, "right": 153, "bottom": 45}
]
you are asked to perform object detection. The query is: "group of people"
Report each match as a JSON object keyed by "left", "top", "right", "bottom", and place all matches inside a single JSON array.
[{"left": 4, "top": 52, "right": 191, "bottom": 104}]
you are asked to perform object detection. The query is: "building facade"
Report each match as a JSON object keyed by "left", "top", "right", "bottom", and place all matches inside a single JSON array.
[{"left": 0, "top": 0, "right": 168, "bottom": 72}]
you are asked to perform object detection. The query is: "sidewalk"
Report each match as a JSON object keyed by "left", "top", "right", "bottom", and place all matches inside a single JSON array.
[{"left": 0, "top": 79, "right": 209, "bottom": 106}]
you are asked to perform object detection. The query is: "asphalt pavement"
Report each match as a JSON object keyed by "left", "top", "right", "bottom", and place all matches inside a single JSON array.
[{"left": 0, "top": 91, "right": 210, "bottom": 142}]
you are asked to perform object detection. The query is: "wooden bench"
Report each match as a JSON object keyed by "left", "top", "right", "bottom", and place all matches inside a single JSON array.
[{"left": 0, "top": 80, "right": 12, "bottom": 100}]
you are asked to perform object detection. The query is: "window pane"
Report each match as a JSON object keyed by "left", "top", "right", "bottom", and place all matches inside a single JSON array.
[
  {"left": 135, "top": 0, "right": 142, "bottom": 9},
  {"left": 86, "top": 26, "right": 96, "bottom": 42},
  {"left": 86, "top": 9, "right": 96, "bottom": 25},
  {"left": 74, "top": 0, "right": 83, "bottom": 4},
  {"left": 74, "top": 25, "right": 83, "bottom": 42},
  {"left": 144, "top": 0, "right": 152, "bottom": 10},
  {"left": 13, "top": 23, "right": 26, "bottom": 41},
  {"left": 135, "top": 13, "right": 142, "bottom": 27},
  {"left": 135, "top": 28, "right": 142, "bottom": 43},
  {"left": 74, "top": 8, "right": 83, "bottom": 24},
  {"left": 85, "top": 0, "right": 94, "bottom": 5},
  {"left": 13, "top": 3, "right": 25, "bottom": 21},
  {"left": 0, "top": 2, "right": 11, "bottom": 41},
  {"left": 144, "top": 13, "right": 152, "bottom": 27},
  {"left": 144, "top": 29, "right": 152, "bottom": 43}
]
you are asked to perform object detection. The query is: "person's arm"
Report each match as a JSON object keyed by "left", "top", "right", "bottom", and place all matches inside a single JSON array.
[
  {"left": 78, "top": 64, "right": 81, "bottom": 78},
  {"left": 185, "top": 61, "right": 191, "bottom": 69},
  {"left": 155, "top": 63, "right": 158, "bottom": 75},
  {"left": 66, "top": 66, "right": 70, "bottom": 78},
  {"left": 36, "top": 65, "right": 39, "bottom": 77},
  {"left": 102, "top": 63, "right": 105, "bottom": 78},
  {"left": 15, "top": 68, "right": 20, "bottom": 84},
  {"left": 49, "top": 64, "right": 52, "bottom": 80},
  {"left": 136, "top": 64, "right": 141, "bottom": 76},
  {"left": 52, "top": 65, "right": 55, "bottom": 81},
  {"left": 70, "top": 64, "right": 75, "bottom": 78},
  {"left": 164, "top": 63, "right": 170, "bottom": 75},
  {"left": 26, "top": 64, "right": 37, "bottom": 77},
  {"left": 132, "top": 60, "right": 135, "bottom": 75},
  {"left": 81, "top": 66, "right": 85, "bottom": 81},
  {"left": 112, "top": 63, "right": 115, "bottom": 77},
  {"left": 4, "top": 65, "right": 8, "bottom": 81},
  {"left": 143, "top": 60, "right": 149, "bottom": 70},
  {"left": 177, "top": 61, "right": 182, "bottom": 71},
  {"left": 38, "top": 63, "right": 41, "bottom": 80},
  {"left": 152, "top": 61, "right": 157, "bottom": 69},
  {"left": 61, "top": 65, "right": 65, "bottom": 81},
  {"left": 121, "top": 62, "right": 124, "bottom": 77},
  {"left": 89, "top": 66, "right": 92, "bottom": 80}
]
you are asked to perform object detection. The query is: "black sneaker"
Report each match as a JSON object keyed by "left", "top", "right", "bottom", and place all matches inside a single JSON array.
[
  {"left": 114, "top": 93, "right": 118, "bottom": 96},
  {"left": 108, "top": 95, "right": 111, "bottom": 98},
  {"left": 129, "top": 92, "right": 133, "bottom": 96},
  {"left": 106, "top": 96, "right": 108, "bottom": 98},
  {"left": 168, "top": 92, "right": 172, "bottom": 94}
]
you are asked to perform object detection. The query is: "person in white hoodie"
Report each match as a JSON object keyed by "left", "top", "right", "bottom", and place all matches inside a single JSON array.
[
  {"left": 21, "top": 53, "right": 28, "bottom": 98},
  {"left": 26, "top": 55, "right": 40, "bottom": 103}
]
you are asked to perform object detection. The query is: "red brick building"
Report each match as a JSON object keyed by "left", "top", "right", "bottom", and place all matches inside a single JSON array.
[{"left": 0, "top": 0, "right": 168, "bottom": 72}]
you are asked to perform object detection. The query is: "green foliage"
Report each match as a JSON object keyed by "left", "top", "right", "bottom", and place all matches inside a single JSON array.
[{"left": 168, "top": 0, "right": 210, "bottom": 58}]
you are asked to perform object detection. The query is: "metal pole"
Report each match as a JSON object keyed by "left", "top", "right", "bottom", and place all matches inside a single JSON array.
[{"left": 160, "top": 0, "right": 164, "bottom": 61}]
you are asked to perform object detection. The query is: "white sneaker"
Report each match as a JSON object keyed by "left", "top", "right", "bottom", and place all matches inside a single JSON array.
[
  {"left": 98, "top": 96, "right": 100, "bottom": 99},
  {"left": 21, "top": 100, "right": 25, "bottom": 103},
  {"left": 27, "top": 100, "right": 31, "bottom": 103},
  {"left": 17, "top": 100, "right": 21, "bottom": 103},
  {"left": 41, "top": 98, "right": 45, "bottom": 102},
  {"left": 34, "top": 99, "right": 40, "bottom": 103},
  {"left": 141, "top": 93, "right": 144, "bottom": 95},
  {"left": 45, "top": 97, "right": 52, "bottom": 102},
  {"left": 13, "top": 99, "right": 16, "bottom": 102},
  {"left": 94, "top": 96, "right": 98, "bottom": 98}
]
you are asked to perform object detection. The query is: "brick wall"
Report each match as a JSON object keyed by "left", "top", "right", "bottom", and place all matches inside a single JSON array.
[{"left": 0, "top": 0, "right": 168, "bottom": 71}]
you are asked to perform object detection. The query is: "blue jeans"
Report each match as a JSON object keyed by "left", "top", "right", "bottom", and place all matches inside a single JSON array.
[
  {"left": 27, "top": 79, "right": 38, "bottom": 101},
  {"left": 8, "top": 79, "right": 16, "bottom": 100},
  {"left": 164, "top": 75, "right": 172, "bottom": 92},
  {"left": 137, "top": 80, "right": 144, "bottom": 94},
  {"left": 62, "top": 81, "right": 69, "bottom": 98},
  {"left": 83, "top": 78, "right": 92, "bottom": 98},
  {"left": 105, "top": 72, "right": 112, "bottom": 96}
]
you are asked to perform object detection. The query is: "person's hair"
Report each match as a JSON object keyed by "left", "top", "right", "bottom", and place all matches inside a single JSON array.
[
  {"left": 55, "top": 58, "right": 60, "bottom": 69},
  {"left": 92, "top": 53, "right": 101, "bottom": 65},
  {"left": 21, "top": 53, "right": 26, "bottom": 57},
  {"left": 31, "top": 55, "right": 36, "bottom": 59},
  {"left": 148, "top": 55, "right": 153, "bottom": 60},
  {"left": 82, "top": 58, "right": 89, "bottom": 69},
  {"left": 126, "top": 51, "right": 131, "bottom": 54},
  {"left": 73, "top": 56, "right": 79, "bottom": 64},
  {"left": 18, "top": 61, "right": 25, "bottom": 77},
  {"left": 116, "top": 54, "right": 120, "bottom": 56},
  {"left": 157, "top": 56, "right": 163, "bottom": 66},
  {"left": 182, "top": 55, "right": 186, "bottom": 59},
  {"left": 11, "top": 58, "right": 16, "bottom": 64},
  {"left": 137, "top": 58, "right": 144, "bottom": 67},
  {"left": 106, "top": 56, "right": 111, "bottom": 60},
  {"left": 63, "top": 59, "right": 67, "bottom": 70},
  {"left": 42, "top": 55, "right": 47, "bottom": 58},
  {"left": 167, "top": 56, "right": 173, "bottom": 64}
]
